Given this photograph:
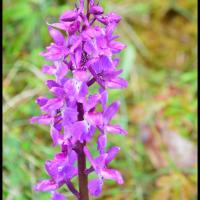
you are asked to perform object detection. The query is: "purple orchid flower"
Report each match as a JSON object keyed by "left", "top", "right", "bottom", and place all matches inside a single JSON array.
[
  {"left": 31, "top": 0, "right": 127, "bottom": 199},
  {"left": 35, "top": 151, "right": 77, "bottom": 192},
  {"left": 84, "top": 146, "right": 123, "bottom": 197}
]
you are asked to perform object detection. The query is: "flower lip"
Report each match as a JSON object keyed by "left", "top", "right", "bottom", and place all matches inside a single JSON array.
[{"left": 48, "top": 26, "right": 65, "bottom": 46}]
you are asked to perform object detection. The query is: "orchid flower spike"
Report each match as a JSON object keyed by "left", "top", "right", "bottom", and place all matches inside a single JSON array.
[{"left": 30, "top": 0, "right": 128, "bottom": 199}]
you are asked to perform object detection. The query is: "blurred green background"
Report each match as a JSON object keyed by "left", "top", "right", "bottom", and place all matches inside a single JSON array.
[{"left": 3, "top": 0, "right": 197, "bottom": 199}]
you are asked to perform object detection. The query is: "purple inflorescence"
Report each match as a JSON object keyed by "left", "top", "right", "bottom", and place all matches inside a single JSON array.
[{"left": 30, "top": 0, "right": 127, "bottom": 199}]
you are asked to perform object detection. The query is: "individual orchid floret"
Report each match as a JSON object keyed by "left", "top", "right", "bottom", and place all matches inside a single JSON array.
[
  {"left": 34, "top": 151, "right": 77, "bottom": 192},
  {"left": 31, "top": 0, "right": 128, "bottom": 199},
  {"left": 84, "top": 146, "right": 123, "bottom": 197}
]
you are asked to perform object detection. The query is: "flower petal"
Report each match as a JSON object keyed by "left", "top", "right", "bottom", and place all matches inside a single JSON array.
[
  {"left": 29, "top": 115, "right": 52, "bottom": 125},
  {"left": 73, "top": 70, "right": 90, "bottom": 82},
  {"left": 93, "top": 154, "right": 107, "bottom": 171},
  {"left": 105, "top": 124, "right": 127, "bottom": 135},
  {"left": 35, "top": 96, "right": 48, "bottom": 106},
  {"left": 50, "top": 87, "right": 66, "bottom": 97},
  {"left": 46, "top": 80, "right": 60, "bottom": 89},
  {"left": 51, "top": 191, "right": 66, "bottom": 200},
  {"left": 106, "top": 146, "right": 120, "bottom": 164},
  {"left": 34, "top": 179, "right": 58, "bottom": 191},
  {"left": 68, "top": 150, "right": 77, "bottom": 165},
  {"left": 48, "top": 22, "right": 69, "bottom": 31},
  {"left": 90, "top": 5, "right": 104, "bottom": 15},
  {"left": 62, "top": 165, "right": 78, "bottom": 179},
  {"left": 55, "top": 61, "right": 69, "bottom": 81},
  {"left": 42, "top": 65, "right": 57, "bottom": 75},
  {"left": 106, "top": 77, "right": 128, "bottom": 89},
  {"left": 60, "top": 11, "right": 78, "bottom": 22},
  {"left": 50, "top": 126, "right": 63, "bottom": 146},
  {"left": 63, "top": 107, "right": 78, "bottom": 125},
  {"left": 85, "top": 112, "right": 103, "bottom": 127},
  {"left": 88, "top": 178, "right": 103, "bottom": 197},
  {"left": 103, "top": 69, "right": 123, "bottom": 80},
  {"left": 85, "top": 125, "right": 96, "bottom": 142},
  {"left": 107, "top": 12, "right": 121, "bottom": 23},
  {"left": 96, "top": 37, "right": 107, "bottom": 50},
  {"left": 110, "top": 41, "right": 126, "bottom": 53},
  {"left": 41, "top": 98, "right": 63, "bottom": 113},
  {"left": 83, "top": 146, "right": 94, "bottom": 166},
  {"left": 84, "top": 41, "right": 96, "bottom": 55},
  {"left": 64, "top": 79, "right": 77, "bottom": 97},
  {"left": 100, "top": 90, "right": 108, "bottom": 111},
  {"left": 45, "top": 153, "right": 66, "bottom": 179},
  {"left": 100, "top": 168, "right": 124, "bottom": 184},
  {"left": 103, "top": 101, "right": 120, "bottom": 124},
  {"left": 40, "top": 44, "right": 66, "bottom": 61},
  {"left": 97, "top": 134, "right": 107, "bottom": 154},
  {"left": 93, "top": 56, "right": 112, "bottom": 73},
  {"left": 70, "top": 121, "right": 88, "bottom": 143},
  {"left": 48, "top": 26, "right": 65, "bottom": 46},
  {"left": 84, "top": 94, "right": 101, "bottom": 112},
  {"left": 78, "top": 82, "right": 88, "bottom": 100}
]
